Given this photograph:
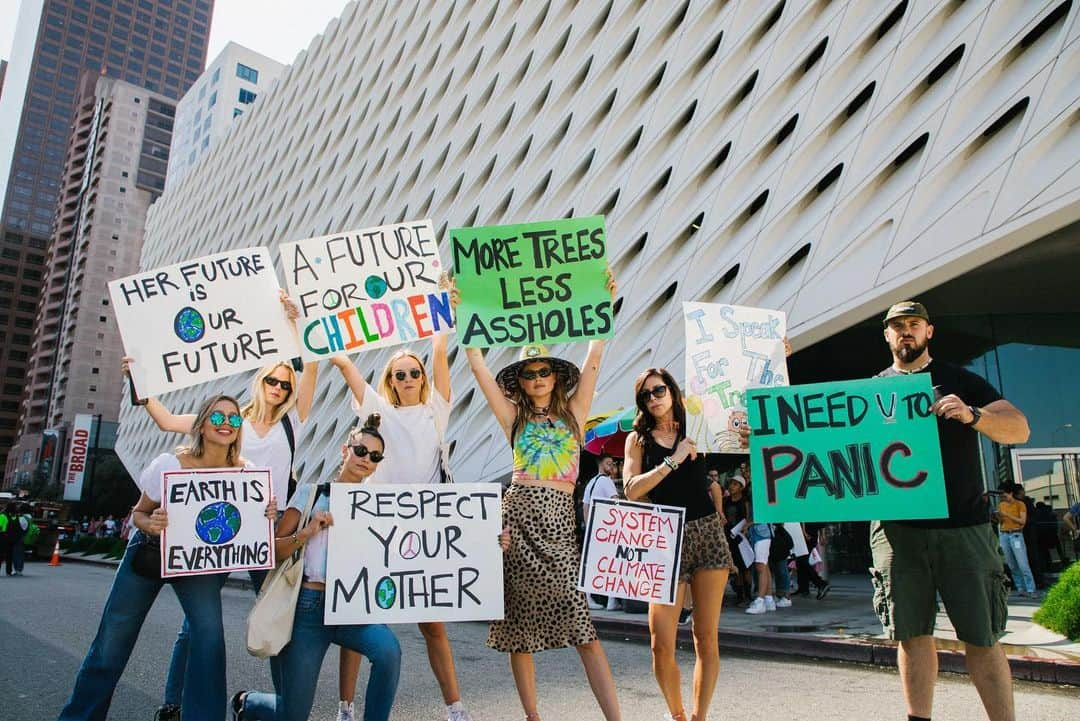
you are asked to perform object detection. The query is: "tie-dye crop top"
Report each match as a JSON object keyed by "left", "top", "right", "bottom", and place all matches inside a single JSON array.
[{"left": 511, "top": 418, "right": 581, "bottom": 485}]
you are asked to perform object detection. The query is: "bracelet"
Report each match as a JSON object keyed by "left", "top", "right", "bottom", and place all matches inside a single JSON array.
[
  {"left": 291, "top": 533, "right": 302, "bottom": 547},
  {"left": 662, "top": 456, "right": 679, "bottom": 471}
]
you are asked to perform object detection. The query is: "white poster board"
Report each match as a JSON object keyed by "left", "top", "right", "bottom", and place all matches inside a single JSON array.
[
  {"left": 281, "top": 220, "right": 454, "bottom": 361},
  {"left": 578, "top": 499, "right": 685, "bottom": 606},
  {"left": 159, "top": 468, "right": 275, "bottom": 578},
  {"left": 62, "top": 413, "right": 95, "bottom": 501},
  {"left": 325, "top": 483, "right": 503, "bottom": 624},
  {"left": 683, "top": 302, "right": 789, "bottom": 452},
  {"left": 108, "top": 247, "right": 301, "bottom": 398}
]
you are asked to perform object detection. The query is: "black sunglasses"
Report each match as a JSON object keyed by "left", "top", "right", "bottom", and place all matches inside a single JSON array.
[
  {"left": 519, "top": 367, "right": 553, "bottom": 381},
  {"left": 263, "top": 376, "right": 293, "bottom": 392},
  {"left": 637, "top": 384, "right": 669, "bottom": 402},
  {"left": 351, "top": 445, "right": 385, "bottom": 463},
  {"left": 393, "top": 369, "right": 423, "bottom": 381},
  {"left": 208, "top": 411, "right": 243, "bottom": 428}
]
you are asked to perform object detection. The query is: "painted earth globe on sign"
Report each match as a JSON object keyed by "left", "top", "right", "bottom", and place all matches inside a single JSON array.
[
  {"left": 195, "top": 501, "right": 242, "bottom": 545},
  {"left": 375, "top": 576, "right": 397, "bottom": 609},
  {"left": 174, "top": 306, "right": 206, "bottom": 343}
]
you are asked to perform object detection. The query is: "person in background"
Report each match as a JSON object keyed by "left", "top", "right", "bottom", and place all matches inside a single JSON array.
[
  {"left": 723, "top": 479, "right": 752, "bottom": 607},
  {"left": 794, "top": 523, "right": 831, "bottom": 600},
  {"left": 1031, "top": 502, "right": 1061, "bottom": 577},
  {"left": 583, "top": 454, "right": 621, "bottom": 611},
  {"left": 1062, "top": 500, "right": 1080, "bottom": 561},
  {"left": 996, "top": 484, "right": 1037, "bottom": 598},
  {"left": 1010, "top": 484, "right": 1042, "bottom": 588}
]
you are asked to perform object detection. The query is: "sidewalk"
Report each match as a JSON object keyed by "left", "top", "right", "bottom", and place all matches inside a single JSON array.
[
  {"left": 588, "top": 574, "right": 1080, "bottom": 686},
  {"left": 59, "top": 553, "right": 1079, "bottom": 685}
]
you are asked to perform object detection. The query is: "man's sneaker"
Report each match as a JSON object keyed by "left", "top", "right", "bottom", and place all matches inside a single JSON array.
[
  {"left": 775, "top": 597, "right": 792, "bottom": 608},
  {"left": 587, "top": 597, "right": 605, "bottom": 610},
  {"left": 229, "top": 692, "right": 246, "bottom": 721},
  {"left": 606, "top": 597, "right": 622, "bottom": 611},
  {"left": 745, "top": 597, "right": 767, "bottom": 614},
  {"left": 678, "top": 607, "right": 693, "bottom": 624},
  {"left": 155, "top": 705, "right": 181, "bottom": 721},
  {"left": 764, "top": 595, "right": 777, "bottom": 612},
  {"left": 446, "top": 702, "right": 472, "bottom": 721},
  {"left": 816, "top": 581, "right": 832, "bottom": 600},
  {"left": 337, "top": 701, "right": 355, "bottom": 721}
]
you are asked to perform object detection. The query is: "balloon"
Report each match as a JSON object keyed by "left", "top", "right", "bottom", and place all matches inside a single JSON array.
[{"left": 685, "top": 395, "right": 703, "bottom": 415}]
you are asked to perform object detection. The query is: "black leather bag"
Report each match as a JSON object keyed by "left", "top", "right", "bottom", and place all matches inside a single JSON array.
[{"left": 131, "top": 534, "right": 171, "bottom": 583}]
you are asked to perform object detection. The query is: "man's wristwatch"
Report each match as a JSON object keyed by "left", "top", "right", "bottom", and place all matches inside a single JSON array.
[{"left": 966, "top": 405, "right": 982, "bottom": 426}]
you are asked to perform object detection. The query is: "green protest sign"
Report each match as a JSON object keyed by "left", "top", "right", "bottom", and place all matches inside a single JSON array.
[
  {"left": 747, "top": 374, "right": 947, "bottom": 523},
  {"left": 449, "top": 215, "right": 614, "bottom": 348}
]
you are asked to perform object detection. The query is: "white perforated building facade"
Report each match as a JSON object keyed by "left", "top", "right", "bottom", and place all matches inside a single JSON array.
[{"left": 116, "top": 0, "right": 1080, "bottom": 487}]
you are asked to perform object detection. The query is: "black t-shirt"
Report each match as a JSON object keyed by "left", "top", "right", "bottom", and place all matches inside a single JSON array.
[
  {"left": 876, "top": 360, "right": 1002, "bottom": 528},
  {"left": 642, "top": 435, "right": 716, "bottom": 521}
]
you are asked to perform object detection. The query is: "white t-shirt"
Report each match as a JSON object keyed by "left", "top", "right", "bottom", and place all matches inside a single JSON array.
[
  {"left": 288, "top": 482, "right": 330, "bottom": 582},
  {"left": 241, "top": 408, "right": 304, "bottom": 501},
  {"left": 583, "top": 474, "right": 618, "bottom": 508},
  {"left": 137, "top": 453, "right": 255, "bottom": 502},
  {"left": 352, "top": 382, "right": 450, "bottom": 485}
]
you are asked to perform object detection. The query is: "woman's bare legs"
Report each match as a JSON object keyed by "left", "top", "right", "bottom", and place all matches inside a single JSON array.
[
  {"left": 649, "top": 582, "right": 689, "bottom": 718},
  {"left": 577, "top": 639, "right": 622, "bottom": 721},
  {"left": 688, "top": 568, "right": 728, "bottom": 721},
  {"left": 338, "top": 648, "right": 362, "bottom": 703},
  {"left": 509, "top": 652, "right": 539, "bottom": 718},
  {"left": 419, "top": 621, "right": 462, "bottom": 704}
]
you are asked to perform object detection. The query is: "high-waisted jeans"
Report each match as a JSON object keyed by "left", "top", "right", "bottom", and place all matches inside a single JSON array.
[
  {"left": 58, "top": 532, "right": 226, "bottom": 721},
  {"left": 242, "top": 588, "right": 401, "bottom": 721}
]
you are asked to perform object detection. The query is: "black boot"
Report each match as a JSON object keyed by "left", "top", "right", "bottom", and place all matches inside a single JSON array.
[{"left": 154, "top": 705, "right": 181, "bottom": 721}]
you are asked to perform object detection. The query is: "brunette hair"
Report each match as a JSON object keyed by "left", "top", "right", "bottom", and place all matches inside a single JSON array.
[
  {"left": 178, "top": 394, "right": 243, "bottom": 466},
  {"left": 348, "top": 412, "right": 385, "bottom": 448},
  {"left": 241, "top": 362, "right": 298, "bottom": 424},
  {"left": 509, "top": 360, "right": 581, "bottom": 443},
  {"left": 631, "top": 368, "right": 686, "bottom": 446}
]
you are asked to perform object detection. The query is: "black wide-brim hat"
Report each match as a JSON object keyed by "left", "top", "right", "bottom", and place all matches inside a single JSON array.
[{"left": 495, "top": 344, "right": 581, "bottom": 397}]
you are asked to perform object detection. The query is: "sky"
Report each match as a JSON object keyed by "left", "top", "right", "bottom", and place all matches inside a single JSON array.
[{"left": 0, "top": 0, "right": 351, "bottom": 68}]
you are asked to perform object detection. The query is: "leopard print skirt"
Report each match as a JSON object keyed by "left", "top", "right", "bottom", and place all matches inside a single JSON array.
[{"left": 487, "top": 484, "right": 598, "bottom": 653}]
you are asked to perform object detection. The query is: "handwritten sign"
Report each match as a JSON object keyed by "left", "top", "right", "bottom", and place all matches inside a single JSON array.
[
  {"left": 747, "top": 374, "right": 947, "bottom": 523},
  {"left": 325, "top": 484, "right": 504, "bottom": 624},
  {"left": 108, "top": 247, "right": 301, "bottom": 397},
  {"left": 281, "top": 220, "right": 454, "bottom": 360},
  {"left": 683, "top": 302, "right": 788, "bottom": 453},
  {"left": 450, "top": 215, "right": 614, "bottom": 348},
  {"left": 159, "top": 468, "right": 274, "bottom": 578},
  {"left": 578, "top": 499, "right": 685, "bottom": 605}
]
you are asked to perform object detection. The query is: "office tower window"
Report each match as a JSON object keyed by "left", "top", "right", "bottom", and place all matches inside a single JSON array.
[
  {"left": 238, "top": 88, "right": 256, "bottom": 104},
  {"left": 236, "top": 63, "right": 258, "bottom": 83}
]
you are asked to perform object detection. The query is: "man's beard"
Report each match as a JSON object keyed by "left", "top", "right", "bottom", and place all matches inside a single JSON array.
[{"left": 894, "top": 338, "right": 928, "bottom": 363}]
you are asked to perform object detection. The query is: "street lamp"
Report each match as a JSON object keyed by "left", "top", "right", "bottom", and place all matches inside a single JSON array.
[{"left": 1052, "top": 423, "right": 1073, "bottom": 447}]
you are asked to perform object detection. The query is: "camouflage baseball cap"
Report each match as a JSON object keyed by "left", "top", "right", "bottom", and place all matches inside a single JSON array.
[{"left": 883, "top": 301, "right": 930, "bottom": 325}]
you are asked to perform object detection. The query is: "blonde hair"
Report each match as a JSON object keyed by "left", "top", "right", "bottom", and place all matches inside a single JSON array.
[
  {"left": 241, "top": 362, "right": 298, "bottom": 424},
  {"left": 377, "top": 350, "right": 430, "bottom": 406},
  {"left": 177, "top": 395, "right": 243, "bottom": 466},
  {"left": 509, "top": 361, "right": 581, "bottom": 444}
]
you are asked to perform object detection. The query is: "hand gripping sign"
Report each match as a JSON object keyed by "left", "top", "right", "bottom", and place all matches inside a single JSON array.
[
  {"left": 578, "top": 499, "right": 685, "bottom": 606},
  {"left": 108, "top": 247, "right": 301, "bottom": 397},
  {"left": 325, "top": 483, "right": 504, "bottom": 624},
  {"left": 747, "top": 374, "right": 948, "bottom": 523},
  {"left": 159, "top": 468, "right": 275, "bottom": 578},
  {"left": 281, "top": 220, "right": 454, "bottom": 361}
]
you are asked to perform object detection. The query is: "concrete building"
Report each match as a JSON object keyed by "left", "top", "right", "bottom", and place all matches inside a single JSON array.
[
  {"left": 166, "top": 42, "right": 285, "bottom": 187},
  {"left": 4, "top": 73, "right": 176, "bottom": 489},
  {"left": 0, "top": 0, "right": 212, "bottom": 474},
  {"left": 116, "top": 2, "right": 1080, "bottom": 531}
]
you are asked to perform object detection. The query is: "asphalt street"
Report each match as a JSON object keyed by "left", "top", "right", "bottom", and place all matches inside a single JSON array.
[{"left": 1, "top": 562, "right": 1075, "bottom": 720}]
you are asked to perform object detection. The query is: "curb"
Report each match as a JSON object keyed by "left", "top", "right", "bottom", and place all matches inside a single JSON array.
[
  {"left": 58, "top": 554, "right": 255, "bottom": 591},
  {"left": 592, "top": 616, "right": 1080, "bottom": 687}
]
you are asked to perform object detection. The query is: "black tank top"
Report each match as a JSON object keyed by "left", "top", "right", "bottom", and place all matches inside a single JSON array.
[{"left": 642, "top": 434, "right": 715, "bottom": 521}]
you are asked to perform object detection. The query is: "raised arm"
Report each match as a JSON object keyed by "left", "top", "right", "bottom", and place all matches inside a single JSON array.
[
  {"left": 329, "top": 355, "right": 368, "bottom": 407},
  {"left": 122, "top": 356, "right": 194, "bottom": 433},
  {"left": 294, "top": 361, "right": 318, "bottom": 421},
  {"left": 465, "top": 347, "right": 516, "bottom": 438},
  {"left": 569, "top": 340, "right": 604, "bottom": 428},
  {"left": 431, "top": 331, "right": 451, "bottom": 403}
]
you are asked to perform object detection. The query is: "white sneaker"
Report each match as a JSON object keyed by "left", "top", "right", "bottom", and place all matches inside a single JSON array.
[
  {"left": 764, "top": 595, "right": 777, "bottom": 612},
  {"left": 745, "top": 597, "right": 767, "bottom": 614},
  {"left": 775, "top": 597, "right": 792, "bottom": 608},
  {"left": 605, "top": 597, "right": 622, "bottom": 611},
  {"left": 337, "top": 701, "right": 355, "bottom": 721},
  {"left": 446, "top": 703, "right": 472, "bottom": 721},
  {"left": 587, "top": 598, "right": 605, "bottom": 610}
]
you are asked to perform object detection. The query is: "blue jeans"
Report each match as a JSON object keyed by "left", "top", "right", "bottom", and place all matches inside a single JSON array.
[
  {"left": 7, "top": 538, "right": 24, "bottom": 573},
  {"left": 999, "top": 531, "right": 1036, "bottom": 593},
  {"left": 164, "top": 568, "right": 276, "bottom": 706},
  {"left": 243, "top": 588, "right": 401, "bottom": 721},
  {"left": 58, "top": 533, "right": 226, "bottom": 721},
  {"left": 770, "top": 556, "right": 791, "bottom": 596}
]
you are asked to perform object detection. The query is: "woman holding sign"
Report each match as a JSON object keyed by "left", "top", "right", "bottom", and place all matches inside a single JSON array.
[
  {"left": 123, "top": 294, "right": 316, "bottom": 720},
  {"left": 59, "top": 395, "right": 276, "bottom": 721},
  {"left": 231, "top": 414, "right": 402, "bottom": 721},
  {"left": 454, "top": 272, "right": 623, "bottom": 721},
  {"left": 330, "top": 326, "right": 474, "bottom": 721},
  {"left": 623, "top": 369, "right": 735, "bottom": 721}
]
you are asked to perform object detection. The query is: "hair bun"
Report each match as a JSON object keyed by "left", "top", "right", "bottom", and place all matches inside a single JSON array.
[{"left": 363, "top": 412, "right": 381, "bottom": 431}]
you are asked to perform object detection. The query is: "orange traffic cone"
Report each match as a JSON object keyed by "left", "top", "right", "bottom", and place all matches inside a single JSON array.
[{"left": 49, "top": 540, "right": 62, "bottom": 567}]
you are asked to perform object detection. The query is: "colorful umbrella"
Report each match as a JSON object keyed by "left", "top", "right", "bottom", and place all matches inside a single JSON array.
[{"left": 583, "top": 406, "right": 637, "bottom": 457}]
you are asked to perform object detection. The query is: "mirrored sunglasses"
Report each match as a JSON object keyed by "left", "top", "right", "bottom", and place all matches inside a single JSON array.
[{"left": 208, "top": 411, "right": 243, "bottom": 428}]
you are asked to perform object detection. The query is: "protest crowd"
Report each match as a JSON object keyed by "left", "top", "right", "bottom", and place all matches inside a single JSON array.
[{"left": 50, "top": 217, "right": 1053, "bottom": 721}]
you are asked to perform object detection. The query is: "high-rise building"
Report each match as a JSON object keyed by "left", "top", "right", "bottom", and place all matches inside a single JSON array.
[
  {"left": 0, "top": 0, "right": 213, "bottom": 473},
  {"left": 4, "top": 72, "right": 177, "bottom": 489},
  {"left": 116, "top": 2, "right": 1079, "bottom": 522},
  {"left": 167, "top": 42, "right": 285, "bottom": 187}
]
